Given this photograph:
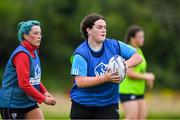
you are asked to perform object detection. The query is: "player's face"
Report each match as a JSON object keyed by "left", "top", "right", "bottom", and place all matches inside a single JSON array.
[
  {"left": 87, "top": 19, "right": 106, "bottom": 43},
  {"left": 26, "top": 25, "right": 42, "bottom": 48},
  {"left": 134, "top": 31, "right": 144, "bottom": 47}
]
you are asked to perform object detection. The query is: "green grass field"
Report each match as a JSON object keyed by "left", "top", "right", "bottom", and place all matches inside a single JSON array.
[
  {"left": 40, "top": 91, "right": 180, "bottom": 119},
  {"left": 1, "top": 91, "right": 180, "bottom": 119},
  {"left": 43, "top": 113, "right": 180, "bottom": 119},
  {"left": 1, "top": 112, "right": 179, "bottom": 119},
  {"left": 42, "top": 109, "right": 180, "bottom": 119}
]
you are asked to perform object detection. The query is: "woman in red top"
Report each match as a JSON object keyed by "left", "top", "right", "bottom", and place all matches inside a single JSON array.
[{"left": 0, "top": 20, "right": 56, "bottom": 119}]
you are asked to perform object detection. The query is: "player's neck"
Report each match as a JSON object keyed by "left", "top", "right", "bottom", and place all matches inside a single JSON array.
[
  {"left": 131, "top": 41, "right": 139, "bottom": 48},
  {"left": 88, "top": 38, "right": 103, "bottom": 52}
]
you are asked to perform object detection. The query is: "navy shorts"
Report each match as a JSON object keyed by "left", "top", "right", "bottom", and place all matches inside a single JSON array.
[
  {"left": 0, "top": 104, "right": 39, "bottom": 119},
  {"left": 119, "top": 93, "right": 144, "bottom": 103},
  {"left": 70, "top": 100, "right": 119, "bottom": 119}
]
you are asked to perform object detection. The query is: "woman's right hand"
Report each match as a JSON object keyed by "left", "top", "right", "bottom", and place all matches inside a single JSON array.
[
  {"left": 44, "top": 96, "right": 56, "bottom": 106},
  {"left": 104, "top": 69, "right": 121, "bottom": 84}
]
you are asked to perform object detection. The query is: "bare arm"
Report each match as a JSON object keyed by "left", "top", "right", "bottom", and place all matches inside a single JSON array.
[
  {"left": 126, "top": 68, "right": 147, "bottom": 80},
  {"left": 127, "top": 68, "right": 155, "bottom": 80},
  {"left": 127, "top": 68, "right": 155, "bottom": 90},
  {"left": 125, "top": 53, "right": 142, "bottom": 68},
  {"left": 75, "top": 70, "right": 121, "bottom": 88},
  {"left": 75, "top": 76, "right": 107, "bottom": 88}
]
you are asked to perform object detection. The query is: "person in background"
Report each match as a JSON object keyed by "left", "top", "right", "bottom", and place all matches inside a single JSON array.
[
  {"left": 0, "top": 20, "right": 56, "bottom": 119},
  {"left": 119, "top": 25, "right": 155, "bottom": 120}
]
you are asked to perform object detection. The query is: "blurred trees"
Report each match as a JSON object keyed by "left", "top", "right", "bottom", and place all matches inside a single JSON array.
[{"left": 0, "top": 0, "right": 179, "bottom": 91}]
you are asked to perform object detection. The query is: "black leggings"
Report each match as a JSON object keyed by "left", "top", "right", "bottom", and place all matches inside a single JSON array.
[
  {"left": 70, "top": 100, "right": 119, "bottom": 119},
  {"left": 0, "top": 104, "right": 39, "bottom": 120}
]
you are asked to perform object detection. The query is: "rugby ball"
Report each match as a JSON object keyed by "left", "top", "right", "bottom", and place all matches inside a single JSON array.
[{"left": 108, "top": 55, "right": 126, "bottom": 81}]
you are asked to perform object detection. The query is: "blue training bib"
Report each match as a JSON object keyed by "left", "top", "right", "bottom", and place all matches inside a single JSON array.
[
  {"left": 70, "top": 38, "right": 121, "bottom": 107},
  {"left": 0, "top": 45, "right": 41, "bottom": 108}
]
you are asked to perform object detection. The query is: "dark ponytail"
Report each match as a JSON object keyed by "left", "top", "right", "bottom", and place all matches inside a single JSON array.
[{"left": 124, "top": 25, "right": 143, "bottom": 43}]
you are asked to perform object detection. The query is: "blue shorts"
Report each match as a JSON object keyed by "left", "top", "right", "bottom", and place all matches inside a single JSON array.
[{"left": 119, "top": 94, "right": 144, "bottom": 103}]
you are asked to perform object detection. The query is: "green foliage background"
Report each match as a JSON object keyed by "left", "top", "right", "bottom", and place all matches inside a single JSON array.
[{"left": 0, "top": 0, "right": 179, "bottom": 91}]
